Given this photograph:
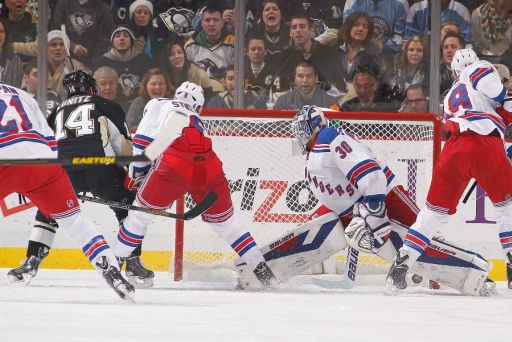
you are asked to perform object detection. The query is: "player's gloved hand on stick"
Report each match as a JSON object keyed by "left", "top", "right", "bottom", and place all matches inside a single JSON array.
[{"left": 442, "top": 120, "right": 460, "bottom": 139}]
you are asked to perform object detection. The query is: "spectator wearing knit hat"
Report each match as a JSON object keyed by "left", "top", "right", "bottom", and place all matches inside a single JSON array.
[
  {"left": 127, "top": 0, "right": 160, "bottom": 59},
  {"left": 51, "top": 0, "right": 113, "bottom": 69},
  {"left": 46, "top": 30, "right": 88, "bottom": 101},
  {"left": 94, "top": 25, "right": 154, "bottom": 107}
]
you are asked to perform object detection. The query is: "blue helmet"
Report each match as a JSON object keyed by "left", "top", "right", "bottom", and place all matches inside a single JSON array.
[{"left": 291, "top": 105, "right": 328, "bottom": 153}]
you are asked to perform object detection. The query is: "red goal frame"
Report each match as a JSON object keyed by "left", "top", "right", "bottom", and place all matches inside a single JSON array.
[{"left": 172, "top": 109, "right": 443, "bottom": 280}]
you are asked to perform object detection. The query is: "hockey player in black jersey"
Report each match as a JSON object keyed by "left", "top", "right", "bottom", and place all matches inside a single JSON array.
[{"left": 8, "top": 70, "right": 154, "bottom": 288}]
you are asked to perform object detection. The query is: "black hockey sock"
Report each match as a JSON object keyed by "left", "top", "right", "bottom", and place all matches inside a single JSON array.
[{"left": 27, "top": 240, "right": 50, "bottom": 259}]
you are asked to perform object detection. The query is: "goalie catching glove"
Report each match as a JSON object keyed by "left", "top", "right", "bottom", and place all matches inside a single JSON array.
[{"left": 344, "top": 201, "right": 391, "bottom": 254}]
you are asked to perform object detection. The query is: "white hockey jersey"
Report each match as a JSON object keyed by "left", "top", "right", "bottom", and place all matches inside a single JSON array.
[
  {"left": 130, "top": 97, "right": 200, "bottom": 173},
  {"left": 305, "top": 126, "right": 398, "bottom": 220},
  {"left": 0, "top": 82, "right": 57, "bottom": 159},
  {"left": 443, "top": 59, "right": 508, "bottom": 138}
]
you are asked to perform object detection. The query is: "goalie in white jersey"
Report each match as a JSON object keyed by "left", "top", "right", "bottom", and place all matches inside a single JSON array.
[
  {"left": 112, "top": 81, "right": 279, "bottom": 288},
  {"left": 0, "top": 82, "right": 134, "bottom": 300},
  {"left": 249, "top": 104, "right": 494, "bottom": 295},
  {"left": 387, "top": 48, "right": 512, "bottom": 292}
]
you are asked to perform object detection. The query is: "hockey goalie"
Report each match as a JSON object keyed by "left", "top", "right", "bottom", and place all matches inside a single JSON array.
[{"left": 236, "top": 105, "right": 495, "bottom": 296}]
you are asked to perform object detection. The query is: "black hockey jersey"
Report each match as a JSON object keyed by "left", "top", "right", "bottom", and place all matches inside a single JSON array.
[{"left": 48, "top": 95, "right": 132, "bottom": 169}]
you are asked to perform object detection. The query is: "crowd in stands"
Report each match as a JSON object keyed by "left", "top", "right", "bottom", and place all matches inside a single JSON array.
[{"left": 0, "top": 0, "right": 511, "bottom": 129}]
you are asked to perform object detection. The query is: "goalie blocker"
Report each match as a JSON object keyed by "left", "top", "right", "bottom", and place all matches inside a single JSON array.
[{"left": 235, "top": 213, "right": 491, "bottom": 295}]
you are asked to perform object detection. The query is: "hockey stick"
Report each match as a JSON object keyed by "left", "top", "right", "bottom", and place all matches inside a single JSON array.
[
  {"left": 78, "top": 191, "right": 217, "bottom": 220},
  {"left": 339, "top": 246, "right": 359, "bottom": 289},
  {"left": 462, "top": 180, "right": 477, "bottom": 204},
  {"left": 0, "top": 111, "right": 188, "bottom": 166}
]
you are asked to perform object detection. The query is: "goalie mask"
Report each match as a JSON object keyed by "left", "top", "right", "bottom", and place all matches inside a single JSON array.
[
  {"left": 451, "top": 48, "right": 479, "bottom": 78},
  {"left": 175, "top": 81, "right": 205, "bottom": 113},
  {"left": 291, "top": 105, "right": 328, "bottom": 154}
]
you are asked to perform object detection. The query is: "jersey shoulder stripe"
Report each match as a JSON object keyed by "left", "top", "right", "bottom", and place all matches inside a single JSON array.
[
  {"left": 469, "top": 67, "right": 493, "bottom": 87},
  {"left": 317, "top": 127, "right": 338, "bottom": 145},
  {"left": 346, "top": 159, "right": 381, "bottom": 189}
]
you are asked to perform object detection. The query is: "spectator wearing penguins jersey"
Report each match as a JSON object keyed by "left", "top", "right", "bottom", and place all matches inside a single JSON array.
[{"left": 94, "top": 25, "right": 154, "bottom": 108}]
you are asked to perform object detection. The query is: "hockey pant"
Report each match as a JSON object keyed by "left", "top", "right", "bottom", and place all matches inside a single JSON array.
[
  {"left": 0, "top": 165, "right": 119, "bottom": 271},
  {"left": 112, "top": 150, "right": 266, "bottom": 271}
]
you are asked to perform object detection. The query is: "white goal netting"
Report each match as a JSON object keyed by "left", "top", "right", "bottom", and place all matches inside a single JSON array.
[{"left": 172, "top": 110, "right": 441, "bottom": 280}]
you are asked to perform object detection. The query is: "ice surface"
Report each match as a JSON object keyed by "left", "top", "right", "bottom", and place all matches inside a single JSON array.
[{"left": 0, "top": 269, "right": 511, "bottom": 342}]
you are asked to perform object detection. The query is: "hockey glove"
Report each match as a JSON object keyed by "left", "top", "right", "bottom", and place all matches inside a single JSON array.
[
  {"left": 344, "top": 215, "right": 374, "bottom": 254},
  {"left": 442, "top": 120, "right": 460, "bottom": 139},
  {"left": 348, "top": 201, "right": 391, "bottom": 252},
  {"left": 124, "top": 162, "right": 151, "bottom": 192}
]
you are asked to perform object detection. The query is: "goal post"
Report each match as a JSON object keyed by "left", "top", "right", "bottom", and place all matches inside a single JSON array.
[{"left": 171, "top": 109, "right": 442, "bottom": 281}]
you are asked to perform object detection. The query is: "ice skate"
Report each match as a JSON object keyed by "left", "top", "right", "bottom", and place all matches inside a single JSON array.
[
  {"left": 253, "top": 261, "right": 279, "bottom": 289},
  {"left": 118, "top": 255, "right": 155, "bottom": 288},
  {"left": 7, "top": 246, "right": 48, "bottom": 284},
  {"left": 7, "top": 256, "right": 43, "bottom": 284},
  {"left": 385, "top": 250, "right": 409, "bottom": 294},
  {"left": 96, "top": 256, "right": 135, "bottom": 301}
]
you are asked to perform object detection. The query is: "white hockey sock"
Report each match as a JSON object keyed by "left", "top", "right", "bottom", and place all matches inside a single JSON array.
[
  {"left": 401, "top": 206, "right": 447, "bottom": 267},
  {"left": 112, "top": 203, "right": 151, "bottom": 258},
  {"left": 495, "top": 201, "right": 512, "bottom": 257},
  {"left": 208, "top": 214, "right": 265, "bottom": 271},
  {"left": 53, "top": 210, "right": 117, "bottom": 267}
]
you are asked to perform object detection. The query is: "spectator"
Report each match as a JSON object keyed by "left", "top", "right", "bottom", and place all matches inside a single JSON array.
[
  {"left": 246, "top": 0, "right": 292, "bottom": 65},
  {"left": 440, "top": 20, "right": 462, "bottom": 42},
  {"left": 344, "top": 0, "right": 407, "bottom": 57},
  {"left": 92, "top": 65, "right": 127, "bottom": 109},
  {"left": 126, "top": 68, "right": 174, "bottom": 130},
  {"left": 495, "top": 63, "right": 512, "bottom": 90},
  {"left": 184, "top": 2, "right": 235, "bottom": 81},
  {"left": 47, "top": 30, "right": 88, "bottom": 101},
  {"left": 94, "top": 25, "right": 154, "bottom": 104},
  {"left": 273, "top": 62, "right": 338, "bottom": 110},
  {"left": 399, "top": 83, "right": 429, "bottom": 113},
  {"left": 2, "top": 0, "right": 37, "bottom": 61},
  {"left": 332, "top": 11, "right": 382, "bottom": 95},
  {"left": 21, "top": 58, "right": 37, "bottom": 96},
  {"left": 0, "top": 17, "right": 23, "bottom": 87},
  {"left": 161, "top": 40, "right": 215, "bottom": 100},
  {"left": 341, "top": 61, "right": 398, "bottom": 112},
  {"left": 279, "top": 13, "right": 341, "bottom": 95},
  {"left": 244, "top": 35, "right": 277, "bottom": 99},
  {"left": 207, "top": 65, "right": 262, "bottom": 109},
  {"left": 52, "top": 0, "right": 113, "bottom": 69},
  {"left": 128, "top": 0, "right": 164, "bottom": 59},
  {"left": 384, "top": 34, "right": 429, "bottom": 104},
  {"left": 471, "top": 0, "right": 512, "bottom": 60},
  {"left": 439, "top": 32, "right": 465, "bottom": 97},
  {"left": 406, "top": 0, "right": 472, "bottom": 46}
]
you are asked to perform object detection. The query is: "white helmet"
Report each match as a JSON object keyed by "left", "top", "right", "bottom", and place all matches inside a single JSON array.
[
  {"left": 291, "top": 105, "right": 329, "bottom": 154},
  {"left": 175, "top": 81, "right": 205, "bottom": 113},
  {"left": 451, "top": 48, "right": 479, "bottom": 76}
]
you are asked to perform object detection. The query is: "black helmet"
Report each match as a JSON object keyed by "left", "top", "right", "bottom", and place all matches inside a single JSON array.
[{"left": 63, "top": 70, "right": 97, "bottom": 97}]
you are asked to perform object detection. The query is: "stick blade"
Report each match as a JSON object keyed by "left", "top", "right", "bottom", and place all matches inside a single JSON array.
[{"left": 183, "top": 191, "right": 217, "bottom": 220}]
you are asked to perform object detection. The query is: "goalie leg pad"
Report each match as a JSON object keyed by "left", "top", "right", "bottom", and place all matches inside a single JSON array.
[
  {"left": 412, "top": 237, "right": 491, "bottom": 296},
  {"left": 235, "top": 212, "right": 347, "bottom": 289}
]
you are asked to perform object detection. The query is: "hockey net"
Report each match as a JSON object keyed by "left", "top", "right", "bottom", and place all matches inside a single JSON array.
[{"left": 171, "top": 109, "right": 442, "bottom": 281}]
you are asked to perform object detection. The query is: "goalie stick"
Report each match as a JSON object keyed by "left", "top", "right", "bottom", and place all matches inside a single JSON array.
[
  {"left": 78, "top": 191, "right": 217, "bottom": 220},
  {"left": 0, "top": 110, "right": 189, "bottom": 166},
  {"left": 339, "top": 246, "right": 359, "bottom": 289}
]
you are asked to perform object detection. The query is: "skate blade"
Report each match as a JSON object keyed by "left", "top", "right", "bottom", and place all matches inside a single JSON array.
[
  {"left": 7, "top": 273, "right": 34, "bottom": 285},
  {"left": 117, "top": 285, "right": 136, "bottom": 303},
  {"left": 127, "top": 276, "right": 154, "bottom": 289}
]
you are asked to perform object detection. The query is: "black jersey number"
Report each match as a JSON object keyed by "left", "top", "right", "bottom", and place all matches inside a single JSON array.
[{"left": 55, "top": 104, "right": 95, "bottom": 140}]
